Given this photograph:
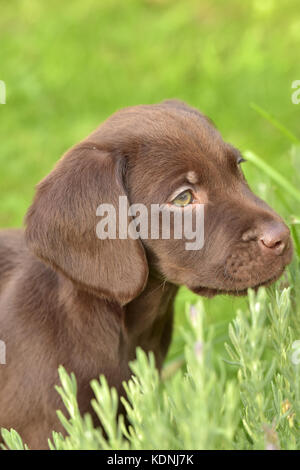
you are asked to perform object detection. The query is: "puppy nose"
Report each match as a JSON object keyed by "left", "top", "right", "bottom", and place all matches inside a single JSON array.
[{"left": 259, "top": 221, "right": 290, "bottom": 255}]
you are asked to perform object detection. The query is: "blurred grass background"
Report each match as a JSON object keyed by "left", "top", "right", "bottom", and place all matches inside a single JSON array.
[{"left": 1, "top": 0, "right": 299, "bottom": 363}]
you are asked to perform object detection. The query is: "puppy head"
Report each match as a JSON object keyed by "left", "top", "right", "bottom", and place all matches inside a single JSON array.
[
  {"left": 125, "top": 100, "right": 293, "bottom": 296},
  {"left": 25, "top": 100, "right": 293, "bottom": 302}
]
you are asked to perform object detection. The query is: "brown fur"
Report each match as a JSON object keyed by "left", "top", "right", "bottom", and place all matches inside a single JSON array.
[{"left": 0, "top": 100, "right": 293, "bottom": 448}]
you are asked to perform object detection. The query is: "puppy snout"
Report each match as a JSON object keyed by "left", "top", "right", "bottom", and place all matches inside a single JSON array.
[
  {"left": 259, "top": 221, "right": 290, "bottom": 255},
  {"left": 242, "top": 220, "right": 291, "bottom": 256}
]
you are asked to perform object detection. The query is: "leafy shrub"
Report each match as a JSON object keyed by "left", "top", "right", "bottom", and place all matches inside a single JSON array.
[{"left": 2, "top": 282, "right": 300, "bottom": 450}]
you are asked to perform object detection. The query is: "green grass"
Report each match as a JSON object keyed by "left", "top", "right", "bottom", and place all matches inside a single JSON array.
[
  {"left": 1, "top": 0, "right": 299, "bottom": 225},
  {"left": 1, "top": 0, "right": 300, "bottom": 450}
]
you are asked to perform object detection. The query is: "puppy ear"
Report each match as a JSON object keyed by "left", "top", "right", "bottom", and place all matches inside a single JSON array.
[{"left": 25, "top": 143, "right": 148, "bottom": 305}]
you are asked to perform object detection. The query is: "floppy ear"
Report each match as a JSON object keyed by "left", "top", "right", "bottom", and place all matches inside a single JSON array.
[{"left": 25, "top": 143, "right": 148, "bottom": 305}]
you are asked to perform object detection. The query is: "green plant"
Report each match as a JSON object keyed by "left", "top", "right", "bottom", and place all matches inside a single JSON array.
[
  {"left": 227, "top": 287, "right": 300, "bottom": 449},
  {"left": 2, "top": 283, "right": 300, "bottom": 450}
]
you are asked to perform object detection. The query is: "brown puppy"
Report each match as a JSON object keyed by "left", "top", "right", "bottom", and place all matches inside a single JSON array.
[{"left": 0, "top": 100, "right": 293, "bottom": 448}]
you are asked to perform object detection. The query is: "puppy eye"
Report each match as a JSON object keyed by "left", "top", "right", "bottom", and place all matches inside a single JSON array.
[
  {"left": 237, "top": 156, "right": 246, "bottom": 165},
  {"left": 172, "top": 190, "right": 194, "bottom": 207}
]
